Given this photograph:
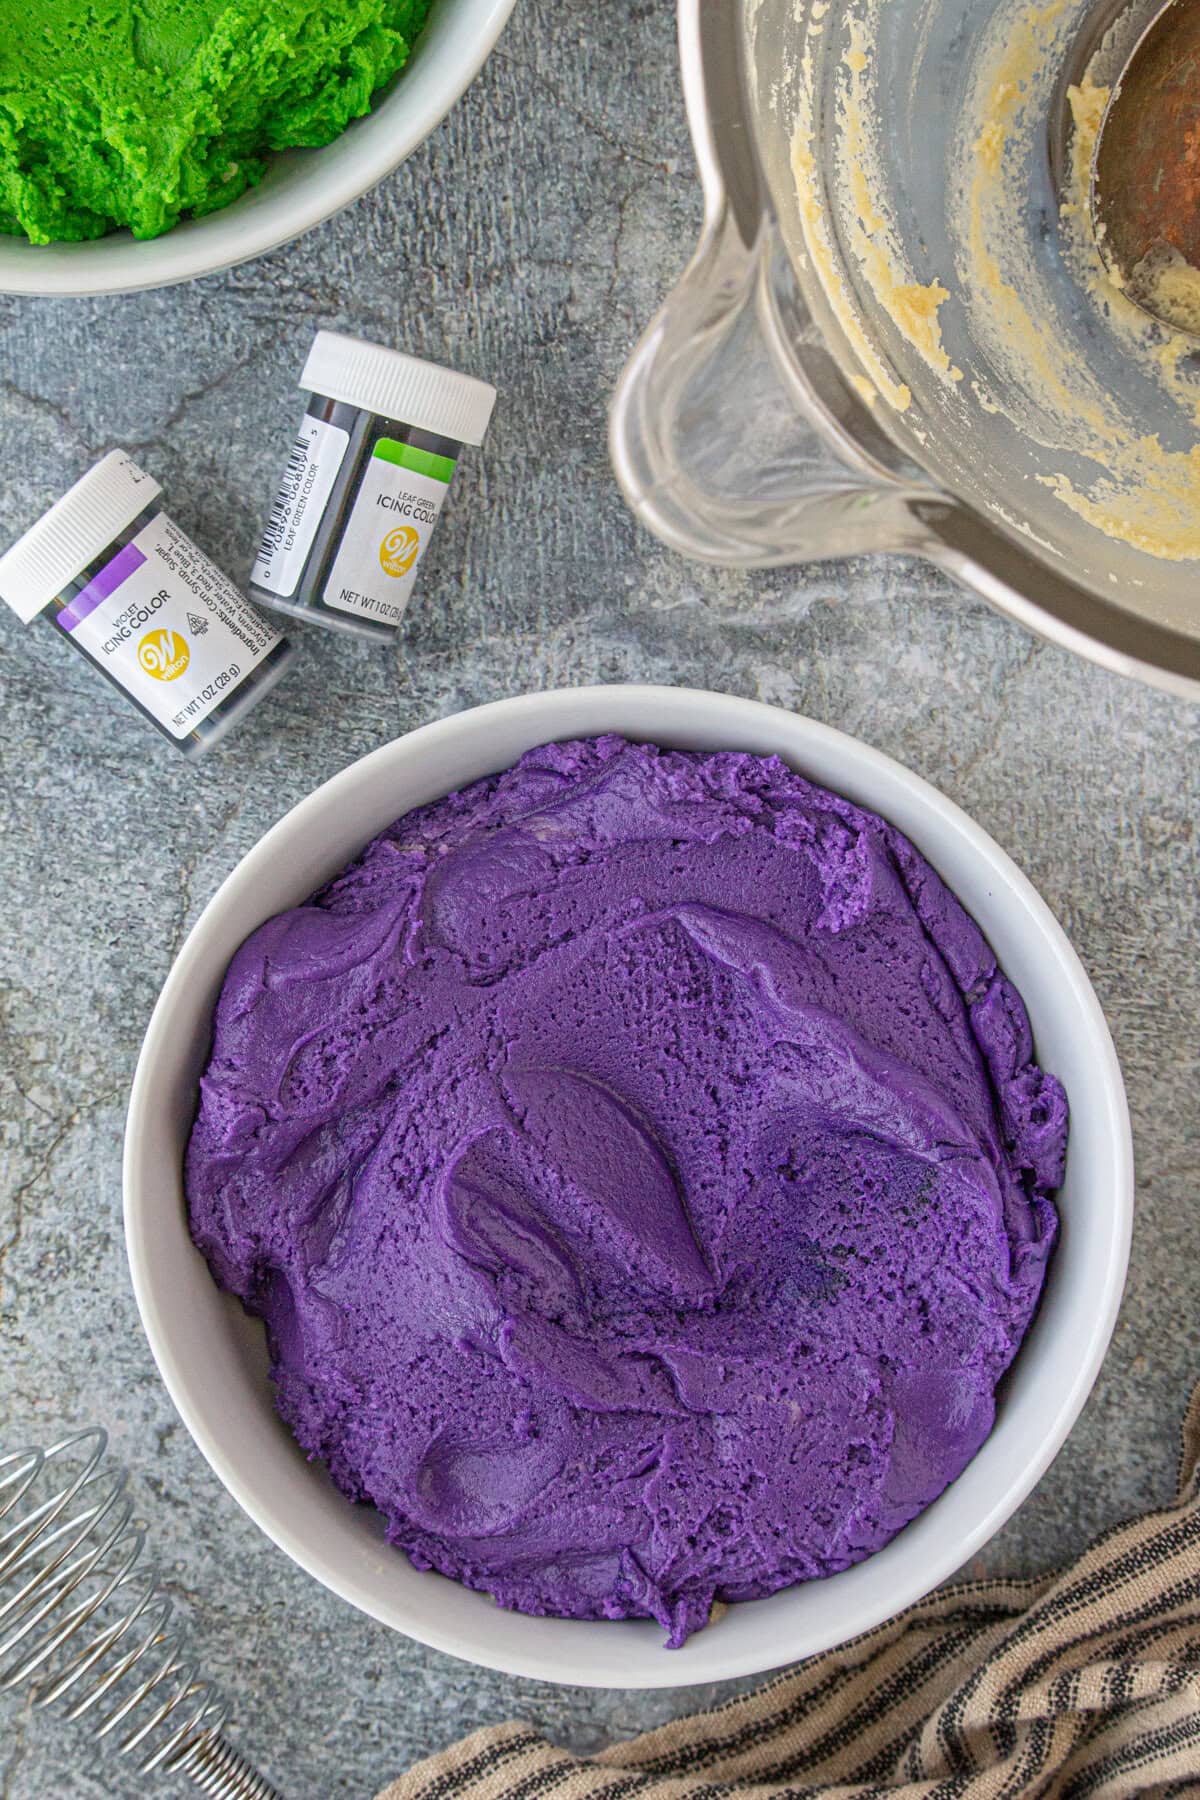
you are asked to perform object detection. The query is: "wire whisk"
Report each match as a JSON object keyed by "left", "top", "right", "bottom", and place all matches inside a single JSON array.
[{"left": 0, "top": 1429, "right": 281, "bottom": 1798}]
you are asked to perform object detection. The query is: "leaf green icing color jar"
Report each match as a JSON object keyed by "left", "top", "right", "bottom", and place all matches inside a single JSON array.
[{"left": 250, "top": 331, "right": 497, "bottom": 643}]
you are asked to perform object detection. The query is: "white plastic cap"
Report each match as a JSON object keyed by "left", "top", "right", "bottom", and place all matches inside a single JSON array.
[
  {"left": 301, "top": 331, "right": 497, "bottom": 447},
  {"left": 0, "top": 451, "right": 161, "bottom": 625}
]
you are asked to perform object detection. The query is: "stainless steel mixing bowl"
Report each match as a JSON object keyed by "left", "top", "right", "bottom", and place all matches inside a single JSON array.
[{"left": 610, "top": 1, "right": 1200, "bottom": 698}]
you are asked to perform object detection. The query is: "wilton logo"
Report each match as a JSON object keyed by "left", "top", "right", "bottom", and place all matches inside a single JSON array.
[
  {"left": 137, "top": 627, "right": 190, "bottom": 682},
  {"left": 379, "top": 524, "right": 420, "bottom": 578}
]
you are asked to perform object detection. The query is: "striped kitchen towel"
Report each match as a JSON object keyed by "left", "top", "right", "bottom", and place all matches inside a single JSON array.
[{"left": 378, "top": 1381, "right": 1200, "bottom": 1800}]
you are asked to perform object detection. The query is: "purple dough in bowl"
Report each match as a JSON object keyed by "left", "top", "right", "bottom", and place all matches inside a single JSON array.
[{"left": 186, "top": 734, "right": 1065, "bottom": 1646}]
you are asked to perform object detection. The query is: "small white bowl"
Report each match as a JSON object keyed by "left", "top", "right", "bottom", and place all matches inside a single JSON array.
[
  {"left": 124, "top": 686, "right": 1132, "bottom": 1688},
  {"left": 0, "top": 0, "right": 516, "bottom": 297}
]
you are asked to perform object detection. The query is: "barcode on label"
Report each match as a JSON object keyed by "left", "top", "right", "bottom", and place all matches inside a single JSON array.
[
  {"left": 251, "top": 414, "right": 349, "bottom": 600},
  {"left": 256, "top": 435, "right": 310, "bottom": 564}
]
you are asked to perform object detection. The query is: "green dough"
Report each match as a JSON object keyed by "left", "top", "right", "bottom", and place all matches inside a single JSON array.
[{"left": 0, "top": 0, "right": 435, "bottom": 243}]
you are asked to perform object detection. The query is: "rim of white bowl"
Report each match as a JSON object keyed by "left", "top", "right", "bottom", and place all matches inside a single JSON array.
[
  {"left": 124, "top": 685, "right": 1134, "bottom": 1687},
  {"left": 0, "top": 0, "right": 518, "bottom": 297}
]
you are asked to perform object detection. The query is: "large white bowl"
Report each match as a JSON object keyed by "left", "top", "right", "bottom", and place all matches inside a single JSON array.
[
  {"left": 0, "top": 0, "right": 517, "bottom": 297},
  {"left": 124, "top": 686, "right": 1133, "bottom": 1688}
]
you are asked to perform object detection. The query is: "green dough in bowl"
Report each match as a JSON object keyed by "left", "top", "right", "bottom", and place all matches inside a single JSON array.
[{"left": 0, "top": 0, "right": 434, "bottom": 243}]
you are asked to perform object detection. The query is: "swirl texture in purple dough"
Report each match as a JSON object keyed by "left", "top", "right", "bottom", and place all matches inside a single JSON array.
[{"left": 186, "top": 736, "right": 1065, "bottom": 1645}]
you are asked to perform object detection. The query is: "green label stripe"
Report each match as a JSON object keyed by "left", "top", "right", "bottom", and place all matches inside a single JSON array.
[{"left": 373, "top": 437, "right": 456, "bottom": 483}]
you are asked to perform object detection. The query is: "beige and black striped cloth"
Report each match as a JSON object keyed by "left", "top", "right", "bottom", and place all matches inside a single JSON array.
[{"left": 379, "top": 1383, "right": 1200, "bottom": 1800}]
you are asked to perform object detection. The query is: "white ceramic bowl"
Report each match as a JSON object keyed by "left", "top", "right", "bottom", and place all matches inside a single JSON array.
[
  {"left": 124, "top": 686, "right": 1132, "bottom": 1688},
  {"left": 0, "top": 0, "right": 516, "bottom": 297}
]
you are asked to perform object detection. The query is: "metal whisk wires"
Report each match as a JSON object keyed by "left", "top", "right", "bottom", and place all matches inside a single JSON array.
[{"left": 0, "top": 1429, "right": 280, "bottom": 1798}]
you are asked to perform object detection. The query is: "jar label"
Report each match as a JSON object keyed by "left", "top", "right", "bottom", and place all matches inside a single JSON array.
[
  {"left": 253, "top": 415, "right": 350, "bottom": 598},
  {"left": 322, "top": 437, "right": 455, "bottom": 629},
  {"left": 58, "top": 512, "right": 283, "bottom": 740}
]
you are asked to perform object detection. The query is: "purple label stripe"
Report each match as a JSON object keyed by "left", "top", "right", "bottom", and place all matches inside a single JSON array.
[{"left": 57, "top": 541, "right": 147, "bottom": 633}]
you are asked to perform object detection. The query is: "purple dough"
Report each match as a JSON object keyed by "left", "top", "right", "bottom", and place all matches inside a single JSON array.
[{"left": 186, "top": 736, "right": 1065, "bottom": 1645}]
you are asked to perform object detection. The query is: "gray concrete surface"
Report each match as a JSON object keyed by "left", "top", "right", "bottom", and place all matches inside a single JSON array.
[{"left": 1, "top": 1, "right": 1198, "bottom": 1794}]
